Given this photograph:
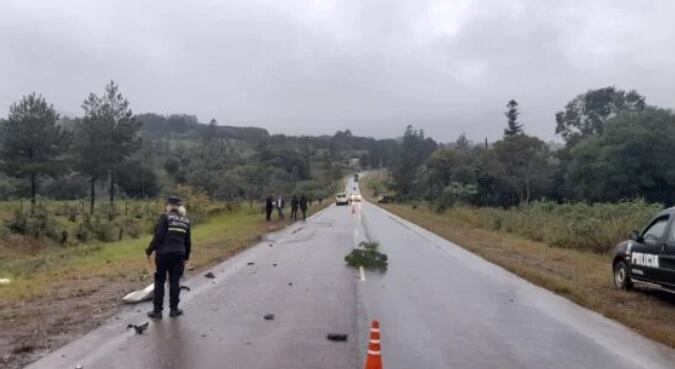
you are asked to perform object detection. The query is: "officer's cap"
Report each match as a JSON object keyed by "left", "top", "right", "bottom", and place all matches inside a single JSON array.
[{"left": 167, "top": 196, "right": 183, "bottom": 206}]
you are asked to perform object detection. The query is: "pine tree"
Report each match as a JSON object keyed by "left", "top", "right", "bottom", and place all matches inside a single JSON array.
[
  {"left": 504, "top": 99, "right": 523, "bottom": 137},
  {"left": 0, "top": 93, "right": 70, "bottom": 207},
  {"left": 73, "top": 81, "right": 140, "bottom": 214}
]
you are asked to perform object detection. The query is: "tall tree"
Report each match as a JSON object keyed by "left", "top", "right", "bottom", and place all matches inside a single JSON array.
[
  {"left": 503, "top": 99, "right": 523, "bottom": 137},
  {"left": 392, "top": 125, "right": 437, "bottom": 196},
  {"left": 74, "top": 81, "right": 140, "bottom": 213},
  {"left": 564, "top": 108, "right": 675, "bottom": 204},
  {"left": 555, "top": 87, "right": 645, "bottom": 143},
  {"left": 493, "top": 134, "right": 550, "bottom": 204},
  {"left": 0, "top": 93, "right": 70, "bottom": 206}
]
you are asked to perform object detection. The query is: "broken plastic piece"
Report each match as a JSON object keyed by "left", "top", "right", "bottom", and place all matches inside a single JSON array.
[{"left": 326, "top": 333, "right": 348, "bottom": 341}]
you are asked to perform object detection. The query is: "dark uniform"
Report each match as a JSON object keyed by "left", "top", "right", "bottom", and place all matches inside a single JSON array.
[
  {"left": 290, "top": 195, "right": 299, "bottom": 220},
  {"left": 299, "top": 195, "right": 308, "bottom": 220},
  {"left": 146, "top": 197, "right": 191, "bottom": 319},
  {"left": 265, "top": 196, "right": 273, "bottom": 221}
]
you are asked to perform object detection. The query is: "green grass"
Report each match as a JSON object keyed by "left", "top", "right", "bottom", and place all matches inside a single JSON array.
[
  {"left": 445, "top": 201, "right": 662, "bottom": 253},
  {"left": 361, "top": 171, "right": 662, "bottom": 253},
  {"left": 0, "top": 206, "right": 270, "bottom": 302}
]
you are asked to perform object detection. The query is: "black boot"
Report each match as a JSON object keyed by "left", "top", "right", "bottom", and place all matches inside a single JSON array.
[
  {"left": 147, "top": 310, "right": 163, "bottom": 320},
  {"left": 169, "top": 308, "right": 183, "bottom": 318}
]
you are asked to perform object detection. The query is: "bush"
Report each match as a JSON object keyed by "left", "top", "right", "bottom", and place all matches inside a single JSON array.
[
  {"left": 345, "top": 241, "right": 388, "bottom": 270},
  {"left": 447, "top": 200, "right": 662, "bottom": 253},
  {"left": 5, "top": 205, "right": 59, "bottom": 240},
  {"left": 435, "top": 182, "right": 479, "bottom": 212}
]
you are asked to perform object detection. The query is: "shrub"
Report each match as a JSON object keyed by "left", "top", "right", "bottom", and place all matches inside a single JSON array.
[
  {"left": 5, "top": 205, "right": 59, "bottom": 241},
  {"left": 345, "top": 241, "right": 388, "bottom": 270},
  {"left": 447, "top": 200, "right": 662, "bottom": 253}
]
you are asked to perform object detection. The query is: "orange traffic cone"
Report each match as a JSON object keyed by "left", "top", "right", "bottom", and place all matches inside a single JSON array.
[{"left": 364, "top": 320, "right": 383, "bottom": 369}]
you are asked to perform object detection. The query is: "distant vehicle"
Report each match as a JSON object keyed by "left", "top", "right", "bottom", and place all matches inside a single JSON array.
[
  {"left": 354, "top": 173, "right": 359, "bottom": 182},
  {"left": 336, "top": 193, "right": 349, "bottom": 206},
  {"left": 350, "top": 193, "right": 362, "bottom": 202},
  {"left": 377, "top": 194, "right": 393, "bottom": 203},
  {"left": 612, "top": 207, "right": 675, "bottom": 294}
]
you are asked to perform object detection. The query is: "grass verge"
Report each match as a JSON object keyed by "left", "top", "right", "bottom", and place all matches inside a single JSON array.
[
  {"left": 361, "top": 174, "right": 675, "bottom": 349},
  {"left": 0, "top": 204, "right": 316, "bottom": 369}
]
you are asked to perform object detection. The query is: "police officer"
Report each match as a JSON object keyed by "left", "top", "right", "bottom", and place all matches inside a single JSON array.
[
  {"left": 146, "top": 196, "right": 192, "bottom": 319},
  {"left": 299, "top": 194, "right": 308, "bottom": 220},
  {"left": 290, "top": 195, "right": 299, "bottom": 220},
  {"left": 265, "top": 195, "right": 273, "bottom": 221}
]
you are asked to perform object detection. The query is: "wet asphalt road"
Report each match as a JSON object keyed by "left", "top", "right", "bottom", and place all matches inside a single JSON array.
[{"left": 26, "top": 177, "right": 675, "bottom": 369}]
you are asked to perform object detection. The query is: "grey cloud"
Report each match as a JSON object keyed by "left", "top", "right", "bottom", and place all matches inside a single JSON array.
[{"left": 1, "top": 0, "right": 674, "bottom": 143}]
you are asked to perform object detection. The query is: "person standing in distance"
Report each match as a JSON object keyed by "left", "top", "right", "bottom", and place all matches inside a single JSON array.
[
  {"left": 265, "top": 195, "right": 273, "bottom": 221},
  {"left": 276, "top": 194, "right": 285, "bottom": 220},
  {"left": 146, "top": 196, "right": 192, "bottom": 319},
  {"left": 290, "top": 195, "right": 299, "bottom": 221},
  {"left": 299, "top": 194, "right": 308, "bottom": 221}
]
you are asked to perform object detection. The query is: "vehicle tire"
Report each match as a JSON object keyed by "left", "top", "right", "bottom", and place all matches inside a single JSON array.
[{"left": 613, "top": 261, "right": 633, "bottom": 291}]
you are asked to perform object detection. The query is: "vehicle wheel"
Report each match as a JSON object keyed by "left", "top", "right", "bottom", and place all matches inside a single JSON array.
[{"left": 613, "top": 261, "right": 633, "bottom": 291}]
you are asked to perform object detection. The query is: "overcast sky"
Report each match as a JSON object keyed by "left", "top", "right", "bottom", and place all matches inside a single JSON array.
[{"left": 1, "top": 0, "right": 674, "bottom": 142}]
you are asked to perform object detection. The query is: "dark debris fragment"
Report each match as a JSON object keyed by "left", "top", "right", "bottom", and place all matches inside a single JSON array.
[{"left": 326, "top": 333, "right": 348, "bottom": 342}]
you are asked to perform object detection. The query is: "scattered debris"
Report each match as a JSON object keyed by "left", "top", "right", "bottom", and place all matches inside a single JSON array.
[
  {"left": 127, "top": 322, "right": 149, "bottom": 335},
  {"left": 509, "top": 298, "right": 515, "bottom": 303},
  {"left": 263, "top": 314, "right": 275, "bottom": 321},
  {"left": 345, "top": 241, "right": 388, "bottom": 271},
  {"left": 204, "top": 272, "right": 215, "bottom": 279},
  {"left": 0, "top": 278, "right": 11, "bottom": 285},
  {"left": 272, "top": 263, "right": 277, "bottom": 267},
  {"left": 326, "top": 333, "right": 348, "bottom": 342},
  {"left": 201, "top": 334, "right": 207, "bottom": 338},
  {"left": 75, "top": 364, "right": 84, "bottom": 369},
  {"left": 288, "top": 282, "right": 293, "bottom": 286},
  {"left": 12, "top": 344, "right": 35, "bottom": 354},
  {"left": 180, "top": 285, "right": 191, "bottom": 292},
  {"left": 269, "top": 244, "right": 274, "bottom": 247},
  {"left": 123, "top": 283, "right": 154, "bottom": 303},
  {"left": 247, "top": 262, "right": 255, "bottom": 266}
]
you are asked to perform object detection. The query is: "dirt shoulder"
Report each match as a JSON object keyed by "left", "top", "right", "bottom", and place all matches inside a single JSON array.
[
  {"left": 0, "top": 204, "right": 321, "bottom": 369},
  {"left": 360, "top": 176, "right": 675, "bottom": 349}
]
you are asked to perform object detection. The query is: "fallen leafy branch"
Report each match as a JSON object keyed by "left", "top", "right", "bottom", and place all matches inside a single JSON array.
[{"left": 345, "top": 241, "right": 388, "bottom": 271}]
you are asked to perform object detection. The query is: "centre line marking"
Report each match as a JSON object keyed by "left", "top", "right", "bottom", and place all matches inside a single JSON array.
[{"left": 359, "top": 265, "right": 366, "bottom": 281}]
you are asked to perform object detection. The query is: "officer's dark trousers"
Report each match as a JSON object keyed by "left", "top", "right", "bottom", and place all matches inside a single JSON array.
[
  {"left": 291, "top": 207, "right": 298, "bottom": 220},
  {"left": 266, "top": 208, "right": 272, "bottom": 221},
  {"left": 154, "top": 252, "right": 185, "bottom": 311}
]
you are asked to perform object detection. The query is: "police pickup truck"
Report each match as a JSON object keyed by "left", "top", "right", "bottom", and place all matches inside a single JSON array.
[{"left": 612, "top": 207, "right": 675, "bottom": 293}]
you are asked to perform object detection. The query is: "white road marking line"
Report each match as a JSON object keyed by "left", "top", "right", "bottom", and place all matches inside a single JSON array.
[{"left": 359, "top": 265, "right": 366, "bottom": 281}]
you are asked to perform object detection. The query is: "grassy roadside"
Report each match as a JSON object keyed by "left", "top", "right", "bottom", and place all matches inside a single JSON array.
[
  {"left": 0, "top": 203, "right": 322, "bottom": 369},
  {"left": 361, "top": 174, "right": 675, "bottom": 349}
]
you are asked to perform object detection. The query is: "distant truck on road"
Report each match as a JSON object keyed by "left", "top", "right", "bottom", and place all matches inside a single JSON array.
[{"left": 354, "top": 173, "right": 359, "bottom": 182}]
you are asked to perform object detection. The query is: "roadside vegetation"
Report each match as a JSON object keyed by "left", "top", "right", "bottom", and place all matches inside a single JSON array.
[
  {"left": 0, "top": 81, "right": 370, "bottom": 368},
  {"left": 362, "top": 174, "right": 675, "bottom": 349}
]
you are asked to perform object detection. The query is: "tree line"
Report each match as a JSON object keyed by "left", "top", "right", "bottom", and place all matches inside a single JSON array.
[
  {"left": 0, "top": 82, "right": 400, "bottom": 213},
  {"left": 389, "top": 86, "right": 675, "bottom": 208}
]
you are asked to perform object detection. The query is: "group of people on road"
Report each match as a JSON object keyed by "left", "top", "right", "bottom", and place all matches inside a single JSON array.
[{"left": 265, "top": 194, "right": 309, "bottom": 221}]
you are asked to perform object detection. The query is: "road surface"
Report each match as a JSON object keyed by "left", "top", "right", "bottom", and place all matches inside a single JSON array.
[{"left": 26, "top": 177, "right": 675, "bottom": 369}]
